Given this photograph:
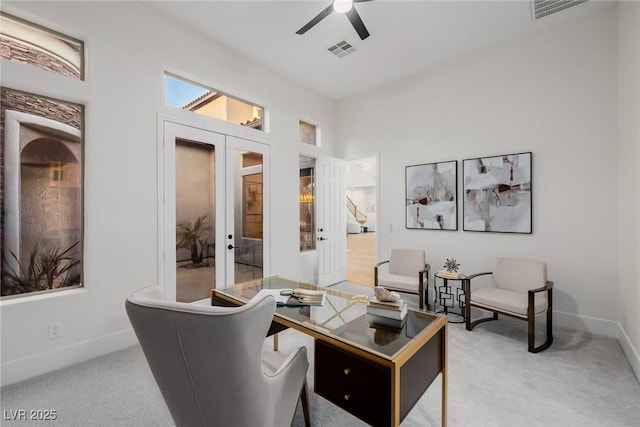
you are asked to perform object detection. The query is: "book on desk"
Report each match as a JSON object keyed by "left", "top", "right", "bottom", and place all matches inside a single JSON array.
[
  {"left": 366, "top": 313, "right": 408, "bottom": 330},
  {"left": 366, "top": 297, "right": 408, "bottom": 329},
  {"left": 273, "top": 288, "right": 326, "bottom": 307},
  {"left": 256, "top": 288, "right": 326, "bottom": 306},
  {"left": 367, "top": 298, "right": 408, "bottom": 319}
]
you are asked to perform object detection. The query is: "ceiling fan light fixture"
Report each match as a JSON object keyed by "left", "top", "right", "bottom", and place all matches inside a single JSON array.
[
  {"left": 296, "top": 0, "right": 370, "bottom": 40},
  {"left": 333, "top": 0, "right": 353, "bottom": 14}
]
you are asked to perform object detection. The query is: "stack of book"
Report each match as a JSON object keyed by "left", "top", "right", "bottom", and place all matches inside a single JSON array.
[
  {"left": 437, "top": 269, "right": 464, "bottom": 279},
  {"left": 277, "top": 288, "right": 326, "bottom": 306},
  {"left": 366, "top": 297, "right": 408, "bottom": 329}
]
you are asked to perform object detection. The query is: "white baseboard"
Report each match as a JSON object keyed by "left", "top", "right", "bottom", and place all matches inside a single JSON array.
[
  {"left": 553, "top": 310, "right": 620, "bottom": 337},
  {"left": 1, "top": 329, "right": 138, "bottom": 387},
  {"left": 617, "top": 324, "right": 640, "bottom": 383}
]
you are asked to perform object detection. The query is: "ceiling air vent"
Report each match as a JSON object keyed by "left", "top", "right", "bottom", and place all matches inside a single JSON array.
[
  {"left": 328, "top": 41, "right": 355, "bottom": 58},
  {"left": 531, "top": 0, "right": 588, "bottom": 20}
]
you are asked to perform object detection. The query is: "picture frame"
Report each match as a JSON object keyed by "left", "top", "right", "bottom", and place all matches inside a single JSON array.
[
  {"left": 462, "top": 152, "right": 532, "bottom": 234},
  {"left": 405, "top": 160, "right": 457, "bottom": 230}
]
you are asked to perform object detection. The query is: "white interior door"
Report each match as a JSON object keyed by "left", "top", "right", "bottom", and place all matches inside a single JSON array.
[{"left": 316, "top": 155, "right": 346, "bottom": 286}]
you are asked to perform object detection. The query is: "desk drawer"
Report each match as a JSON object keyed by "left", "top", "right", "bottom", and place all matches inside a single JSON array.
[{"left": 315, "top": 340, "right": 391, "bottom": 426}]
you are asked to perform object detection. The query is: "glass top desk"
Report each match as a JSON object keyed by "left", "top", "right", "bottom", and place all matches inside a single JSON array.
[{"left": 211, "top": 277, "right": 448, "bottom": 427}]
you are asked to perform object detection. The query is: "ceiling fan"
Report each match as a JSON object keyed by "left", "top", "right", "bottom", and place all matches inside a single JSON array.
[{"left": 296, "top": 0, "right": 374, "bottom": 41}]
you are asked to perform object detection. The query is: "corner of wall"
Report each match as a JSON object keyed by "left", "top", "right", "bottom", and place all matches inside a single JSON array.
[
  {"left": 555, "top": 311, "right": 640, "bottom": 382},
  {"left": 618, "top": 323, "right": 640, "bottom": 383},
  {"left": 617, "top": 0, "right": 640, "bottom": 384}
]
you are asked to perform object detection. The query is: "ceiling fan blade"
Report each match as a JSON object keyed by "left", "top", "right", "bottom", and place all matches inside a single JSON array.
[
  {"left": 346, "top": 7, "right": 370, "bottom": 40},
  {"left": 296, "top": 4, "right": 334, "bottom": 35}
]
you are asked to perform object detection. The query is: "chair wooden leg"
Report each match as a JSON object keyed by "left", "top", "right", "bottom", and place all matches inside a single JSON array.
[
  {"left": 464, "top": 280, "right": 471, "bottom": 330},
  {"left": 468, "top": 311, "right": 498, "bottom": 330},
  {"left": 465, "top": 280, "right": 499, "bottom": 330},
  {"left": 528, "top": 314, "right": 552, "bottom": 353},
  {"left": 425, "top": 274, "right": 430, "bottom": 311},
  {"left": 528, "top": 309, "right": 536, "bottom": 353},
  {"left": 301, "top": 379, "right": 310, "bottom": 427},
  {"left": 273, "top": 333, "right": 279, "bottom": 351},
  {"left": 546, "top": 290, "right": 553, "bottom": 343},
  {"left": 529, "top": 290, "right": 553, "bottom": 353}
]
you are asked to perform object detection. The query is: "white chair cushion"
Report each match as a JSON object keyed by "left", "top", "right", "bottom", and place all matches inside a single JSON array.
[
  {"left": 377, "top": 273, "right": 420, "bottom": 292},
  {"left": 471, "top": 286, "right": 547, "bottom": 317},
  {"left": 493, "top": 257, "right": 547, "bottom": 294},
  {"left": 389, "top": 249, "right": 425, "bottom": 275}
]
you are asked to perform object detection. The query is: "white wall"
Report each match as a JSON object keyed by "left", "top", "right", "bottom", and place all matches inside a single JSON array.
[
  {"left": 617, "top": 0, "right": 640, "bottom": 380},
  {"left": 0, "top": 1, "right": 337, "bottom": 385},
  {"left": 337, "top": 10, "right": 620, "bottom": 335}
]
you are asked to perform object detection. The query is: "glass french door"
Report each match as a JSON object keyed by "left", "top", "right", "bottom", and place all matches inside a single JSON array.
[
  {"left": 162, "top": 122, "right": 269, "bottom": 302},
  {"left": 225, "top": 135, "right": 269, "bottom": 286}
]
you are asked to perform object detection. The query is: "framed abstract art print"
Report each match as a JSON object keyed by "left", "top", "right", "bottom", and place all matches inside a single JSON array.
[
  {"left": 405, "top": 160, "right": 457, "bottom": 230},
  {"left": 462, "top": 152, "right": 532, "bottom": 233}
]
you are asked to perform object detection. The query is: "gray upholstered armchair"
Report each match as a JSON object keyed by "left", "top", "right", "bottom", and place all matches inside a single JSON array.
[
  {"left": 464, "top": 257, "right": 553, "bottom": 353},
  {"left": 374, "top": 248, "right": 430, "bottom": 309},
  {"left": 126, "top": 285, "right": 309, "bottom": 427}
]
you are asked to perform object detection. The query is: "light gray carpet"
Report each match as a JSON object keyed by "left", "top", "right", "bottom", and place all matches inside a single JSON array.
[{"left": 2, "top": 282, "right": 639, "bottom": 426}]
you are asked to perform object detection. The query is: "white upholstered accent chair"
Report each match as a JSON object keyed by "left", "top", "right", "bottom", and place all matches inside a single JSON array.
[
  {"left": 126, "top": 286, "right": 309, "bottom": 427},
  {"left": 374, "top": 249, "right": 430, "bottom": 310},
  {"left": 464, "top": 257, "right": 554, "bottom": 353}
]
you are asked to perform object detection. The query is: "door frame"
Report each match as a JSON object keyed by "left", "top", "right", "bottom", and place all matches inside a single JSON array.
[
  {"left": 157, "top": 113, "right": 271, "bottom": 300},
  {"left": 344, "top": 153, "right": 379, "bottom": 263}
]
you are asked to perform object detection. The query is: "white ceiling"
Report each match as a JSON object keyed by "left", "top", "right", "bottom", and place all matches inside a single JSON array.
[{"left": 148, "top": 0, "right": 614, "bottom": 100}]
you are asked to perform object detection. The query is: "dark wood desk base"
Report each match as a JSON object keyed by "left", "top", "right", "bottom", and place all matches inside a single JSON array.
[
  {"left": 315, "top": 330, "right": 443, "bottom": 427},
  {"left": 315, "top": 339, "right": 392, "bottom": 425}
]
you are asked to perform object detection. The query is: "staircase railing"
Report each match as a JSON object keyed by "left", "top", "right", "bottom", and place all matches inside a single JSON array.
[{"left": 346, "top": 196, "right": 367, "bottom": 225}]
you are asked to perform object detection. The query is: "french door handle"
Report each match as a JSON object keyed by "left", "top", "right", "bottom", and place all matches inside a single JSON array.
[
  {"left": 317, "top": 237, "right": 327, "bottom": 241},
  {"left": 227, "top": 244, "right": 234, "bottom": 250}
]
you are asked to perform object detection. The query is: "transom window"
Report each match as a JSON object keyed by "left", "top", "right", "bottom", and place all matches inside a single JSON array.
[
  {"left": 0, "top": 12, "right": 84, "bottom": 80},
  {"left": 164, "top": 73, "right": 263, "bottom": 130},
  {"left": 299, "top": 120, "right": 319, "bottom": 146}
]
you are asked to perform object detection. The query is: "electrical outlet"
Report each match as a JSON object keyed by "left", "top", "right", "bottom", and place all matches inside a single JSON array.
[{"left": 49, "top": 322, "right": 62, "bottom": 339}]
